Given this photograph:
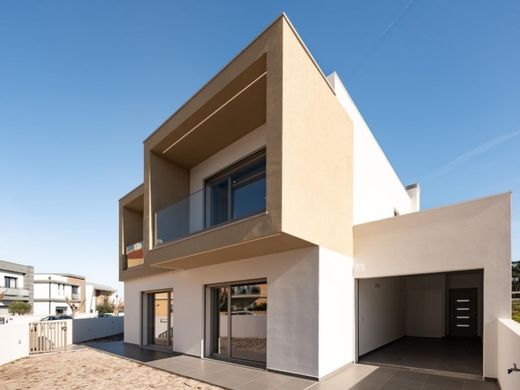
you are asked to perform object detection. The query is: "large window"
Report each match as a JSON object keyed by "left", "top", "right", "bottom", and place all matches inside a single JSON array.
[
  {"left": 205, "top": 149, "right": 266, "bottom": 228},
  {"left": 206, "top": 280, "right": 267, "bottom": 366}
]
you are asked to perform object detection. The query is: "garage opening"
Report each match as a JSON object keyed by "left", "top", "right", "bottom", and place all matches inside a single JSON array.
[{"left": 357, "top": 269, "right": 483, "bottom": 376}]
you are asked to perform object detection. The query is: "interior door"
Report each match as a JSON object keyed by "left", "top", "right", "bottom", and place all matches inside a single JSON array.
[{"left": 449, "top": 288, "right": 478, "bottom": 337}]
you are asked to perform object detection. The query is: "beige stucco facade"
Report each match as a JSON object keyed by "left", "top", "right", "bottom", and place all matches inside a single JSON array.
[{"left": 118, "top": 14, "right": 512, "bottom": 381}]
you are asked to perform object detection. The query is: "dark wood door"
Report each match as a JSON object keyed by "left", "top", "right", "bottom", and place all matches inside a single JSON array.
[{"left": 449, "top": 288, "right": 478, "bottom": 337}]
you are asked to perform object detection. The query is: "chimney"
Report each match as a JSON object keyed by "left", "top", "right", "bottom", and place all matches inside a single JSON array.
[{"left": 406, "top": 183, "right": 421, "bottom": 212}]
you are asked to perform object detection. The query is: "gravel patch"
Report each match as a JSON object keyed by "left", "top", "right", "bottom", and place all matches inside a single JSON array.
[{"left": 0, "top": 348, "right": 222, "bottom": 390}]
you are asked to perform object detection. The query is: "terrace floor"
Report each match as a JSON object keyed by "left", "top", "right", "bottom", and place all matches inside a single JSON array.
[{"left": 81, "top": 336, "right": 498, "bottom": 390}]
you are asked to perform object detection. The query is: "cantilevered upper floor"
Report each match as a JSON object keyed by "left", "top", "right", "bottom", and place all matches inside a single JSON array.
[{"left": 119, "top": 15, "right": 358, "bottom": 280}]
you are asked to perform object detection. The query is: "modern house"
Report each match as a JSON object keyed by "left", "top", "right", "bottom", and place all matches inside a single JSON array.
[
  {"left": 0, "top": 260, "right": 34, "bottom": 315},
  {"left": 119, "top": 15, "right": 511, "bottom": 381},
  {"left": 85, "top": 282, "right": 117, "bottom": 314},
  {"left": 33, "top": 273, "right": 86, "bottom": 316}
]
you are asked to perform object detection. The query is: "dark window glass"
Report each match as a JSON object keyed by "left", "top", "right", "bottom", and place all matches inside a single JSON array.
[
  {"left": 4, "top": 277, "right": 17, "bottom": 288},
  {"left": 205, "top": 150, "right": 266, "bottom": 228},
  {"left": 208, "top": 179, "right": 229, "bottom": 226},
  {"left": 233, "top": 177, "right": 266, "bottom": 219}
]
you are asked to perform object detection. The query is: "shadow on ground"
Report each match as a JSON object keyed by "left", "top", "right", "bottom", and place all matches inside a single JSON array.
[{"left": 82, "top": 334, "right": 179, "bottom": 363}]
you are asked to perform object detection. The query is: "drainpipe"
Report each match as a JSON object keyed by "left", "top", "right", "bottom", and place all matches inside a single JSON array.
[{"left": 48, "top": 276, "right": 51, "bottom": 315}]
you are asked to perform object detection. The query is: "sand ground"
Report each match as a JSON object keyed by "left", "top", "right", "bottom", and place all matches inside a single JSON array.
[{"left": 0, "top": 348, "right": 222, "bottom": 390}]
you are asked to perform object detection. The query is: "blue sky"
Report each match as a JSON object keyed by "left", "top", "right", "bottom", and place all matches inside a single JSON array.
[{"left": 1, "top": 1, "right": 519, "bottom": 293}]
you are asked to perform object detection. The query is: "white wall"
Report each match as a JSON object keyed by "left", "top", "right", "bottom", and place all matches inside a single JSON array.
[
  {"left": 358, "top": 276, "right": 406, "bottom": 355},
  {"left": 124, "top": 247, "right": 320, "bottom": 378},
  {"left": 34, "top": 281, "right": 79, "bottom": 302},
  {"left": 72, "top": 317, "right": 124, "bottom": 343},
  {"left": 327, "top": 72, "right": 415, "bottom": 225},
  {"left": 0, "top": 322, "right": 29, "bottom": 365},
  {"left": 497, "top": 319, "right": 520, "bottom": 390},
  {"left": 354, "top": 193, "right": 511, "bottom": 378},
  {"left": 318, "top": 247, "right": 355, "bottom": 377},
  {"left": 405, "top": 273, "right": 446, "bottom": 338},
  {"left": 33, "top": 301, "right": 71, "bottom": 316}
]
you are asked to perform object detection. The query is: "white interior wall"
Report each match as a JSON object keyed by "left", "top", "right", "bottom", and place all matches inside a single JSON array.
[
  {"left": 318, "top": 247, "right": 355, "bottom": 377},
  {"left": 358, "top": 276, "right": 406, "bottom": 355},
  {"left": 327, "top": 72, "right": 414, "bottom": 225},
  {"left": 405, "top": 273, "right": 446, "bottom": 338},
  {"left": 124, "top": 247, "right": 320, "bottom": 378}
]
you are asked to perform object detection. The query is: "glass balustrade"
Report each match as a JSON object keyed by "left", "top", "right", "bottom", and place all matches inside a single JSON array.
[{"left": 125, "top": 241, "right": 144, "bottom": 268}]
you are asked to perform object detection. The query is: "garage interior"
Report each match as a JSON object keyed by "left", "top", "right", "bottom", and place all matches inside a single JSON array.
[{"left": 357, "top": 269, "right": 483, "bottom": 376}]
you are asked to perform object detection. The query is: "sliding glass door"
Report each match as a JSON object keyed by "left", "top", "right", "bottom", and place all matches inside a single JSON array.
[
  {"left": 144, "top": 290, "right": 173, "bottom": 348},
  {"left": 207, "top": 280, "right": 267, "bottom": 366}
]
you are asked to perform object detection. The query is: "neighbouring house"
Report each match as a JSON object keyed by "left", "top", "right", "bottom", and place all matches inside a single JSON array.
[
  {"left": 118, "top": 15, "right": 512, "bottom": 381},
  {"left": 33, "top": 273, "right": 86, "bottom": 316},
  {"left": 85, "top": 282, "right": 117, "bottom": 314},
  {"left": 0, "top": 260, "right": 34, "bottom": 316}
]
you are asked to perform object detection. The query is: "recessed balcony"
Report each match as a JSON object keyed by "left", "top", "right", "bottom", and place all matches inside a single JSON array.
[
  {"left": 154, "top": 150, "right": 266, "bottom": 247},
  {"left": 120, "top": 185, "right": 144, "bottom": 270}
]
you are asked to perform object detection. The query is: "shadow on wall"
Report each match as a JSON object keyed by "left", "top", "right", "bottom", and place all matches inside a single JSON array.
[{"left": 71, "top": 317, "right": 124, "bottom": 344}]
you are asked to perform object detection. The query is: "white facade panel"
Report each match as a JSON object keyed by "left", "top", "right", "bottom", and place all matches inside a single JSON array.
[
  {"left": 125, "top": 247, "right": 320, "bottom": 378},
  {"left": 327, "top": 72, "right": 414, "bottom": 225},
  {"left": 318, "top": 247, "right": 355, "bottom": 377}
]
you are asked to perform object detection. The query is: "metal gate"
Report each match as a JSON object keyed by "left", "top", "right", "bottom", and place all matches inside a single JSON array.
[{"left": 29, "top": 321, "right": 68, "bottom": 354}]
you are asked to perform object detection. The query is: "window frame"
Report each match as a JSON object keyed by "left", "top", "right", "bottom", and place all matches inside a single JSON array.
[
  {"left": 4, "top": 276, "right": 17, "bottom": 289},
  {"left": 204, "top": 149, "right": 266, "bottom": 229}
]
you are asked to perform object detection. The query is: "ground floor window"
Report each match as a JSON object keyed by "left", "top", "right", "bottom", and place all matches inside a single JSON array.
[
  {"left": 205, "top": 279, "right": 267, "bottom": 366},
  {"left": 142, "top": 290, "right": 173, "bottom": 348}
]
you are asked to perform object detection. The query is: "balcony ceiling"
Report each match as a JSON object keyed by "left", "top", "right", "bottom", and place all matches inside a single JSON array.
[
  {"left": 125, "top": 194, "right": 144, "bottom": 212},
  {"left": 153, "top": 55, "right": 267, "bottom": 169}
]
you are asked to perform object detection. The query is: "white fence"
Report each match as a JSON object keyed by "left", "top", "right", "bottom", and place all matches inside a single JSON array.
[
  {"left": 497, "top": 319, "right": 520, "bottom": 390},
  {"left": 0, "top": 316, "right": 124, "bottom": 366},
  {"left": 29, "top": 321, "right": 68, "bottom": 354}
]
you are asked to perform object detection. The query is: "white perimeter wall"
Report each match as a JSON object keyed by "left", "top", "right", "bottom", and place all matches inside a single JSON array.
[
  {"left": 354, "top": 193, "right": 511, "bottom": 378},
  {"left": 358, "top": 277, "right": 406, "bottom": 356},
  {"left": 72, "top": 317, "right": 124, "bottom": 343},
  {"left": 327, "top": 72, "right": 414, "bottom": 225},
  {"left": 0, "top": 322, "right": 29, "bottom": 366},
  {"left": 497, "top": 319, "right": 520, "bottom": 390},
  {"left": 318, "top": 247, "right": 355, "bottom": 377},
  {"left": 124, "top": 247, "right": 320, "bottom": 378}
]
